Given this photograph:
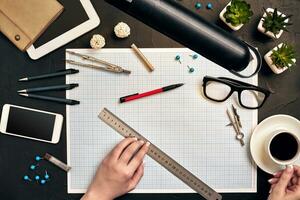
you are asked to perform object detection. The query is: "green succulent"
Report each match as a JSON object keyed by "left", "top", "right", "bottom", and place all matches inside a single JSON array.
[
  {"left": 262, "top": 8, "right": 292, "bottom": 36},
  {"left": 271, "top": 43, "right": 296, "bottom": 69},
  {"left": 223, "top": 0, "right": 253, "bottom": 26}
]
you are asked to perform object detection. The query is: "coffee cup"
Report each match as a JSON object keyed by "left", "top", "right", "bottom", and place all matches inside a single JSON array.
[{"left": 265, "top": 129, "right": 300, "bottom": 166}]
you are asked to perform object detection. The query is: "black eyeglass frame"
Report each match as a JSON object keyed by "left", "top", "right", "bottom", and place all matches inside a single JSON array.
[{"left": 202, "top": 76, "right": 271, "bottom": 109}]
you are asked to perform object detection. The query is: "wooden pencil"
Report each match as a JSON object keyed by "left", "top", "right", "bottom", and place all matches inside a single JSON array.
[{"left": 131, "top": 43, "right": 155, "bottom": 72}]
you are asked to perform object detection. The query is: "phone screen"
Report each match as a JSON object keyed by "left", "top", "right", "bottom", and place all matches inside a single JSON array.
[{"left": 6, "top": 107, "right": 56, "bottom": 141}]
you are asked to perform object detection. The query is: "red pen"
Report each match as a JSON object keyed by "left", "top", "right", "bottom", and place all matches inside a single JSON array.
[{"left": 120, "top": 83, "right": 184, "bottom": 103}]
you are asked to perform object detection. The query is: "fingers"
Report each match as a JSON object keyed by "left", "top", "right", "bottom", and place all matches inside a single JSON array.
[
  {"left": 128, "top": 162, "right": 145, "bottom": 190},
  {"left": 293, "top": 165, "right": 300, "bottom": 176},
  {"left": 119, "top": 140, "right": 145, "bottom": 163},
  {"left": 287, "top": 184, "right": 298, "bottom": 192},
  {"left": 291, "top": 176, "right": 298, "bottom": 185},
  {"left": 129, "top": 142, "right": 150, "bottom": 170},
  {"left": 273, "top": 170, "right": 283, "bottom": 178},
  {"left": 111, "top": 137, "right": 138, "bottom": 159},
  {"left": 273, "top": 165, "right": 294, "bottom": 194},
  {"left": 271, "top": 176, "right": 300, "bottom": 188},
  {"left": 270, "top": 168, "right": 300, "bottom": 186},
  {"left": 291, "top": 166, "right": 300, "bottom": 185},
  {"left": 268, "top": 170, "right": 284, "bottom": 186},
  {"left": 269, "top": 184, "right": 276, "bottom": 194},
  {"left": 268, "top": 178, "right": 279, "bottom": 184}
]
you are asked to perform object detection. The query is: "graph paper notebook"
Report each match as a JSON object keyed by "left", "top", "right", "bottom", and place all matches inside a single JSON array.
[{"left": 66, "top": 48, "right": 257, "bottom": 193}]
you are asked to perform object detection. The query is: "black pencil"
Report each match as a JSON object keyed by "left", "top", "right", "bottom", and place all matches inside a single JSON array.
[
  {"left": 19, "top": 93, "right": 80, "bottom": 105},
  {"left": 18, "top": 68, "right": 79, "bottom": 82},
  {"left": 18, "top": 84, "right": 79, "bottom": 93}
]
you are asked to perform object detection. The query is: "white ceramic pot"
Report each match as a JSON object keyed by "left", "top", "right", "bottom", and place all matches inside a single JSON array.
[
  {"left": 219, "top": 1, "right": 244, "bottom": 31},
  {"left": 264, "top": 43, "right": 296, "bottom": 74},
  {"left": 257, "top": 8, "right": 289, "bottom": 39}
]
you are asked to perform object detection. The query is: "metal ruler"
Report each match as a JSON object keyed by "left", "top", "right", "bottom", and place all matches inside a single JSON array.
[{"left": 99, "top": 108, "right": 222, "bottom": 200}]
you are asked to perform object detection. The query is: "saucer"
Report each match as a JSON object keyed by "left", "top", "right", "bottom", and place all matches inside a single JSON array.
[{"left": 250, "top": 115, "right": 300, "bottom": 174}]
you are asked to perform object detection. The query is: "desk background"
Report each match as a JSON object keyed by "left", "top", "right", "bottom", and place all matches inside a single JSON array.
[{"left": 0, "top": 0, "right": 299, "bottom": 199}]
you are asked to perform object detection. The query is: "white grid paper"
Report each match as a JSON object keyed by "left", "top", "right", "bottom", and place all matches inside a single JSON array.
[{"left": 66, "top": 48, "right": 257, "bottom": 193}]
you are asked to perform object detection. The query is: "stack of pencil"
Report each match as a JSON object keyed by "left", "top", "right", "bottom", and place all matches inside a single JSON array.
[{"left": 18, "top": 69, "right": 80, "bottom": 105}]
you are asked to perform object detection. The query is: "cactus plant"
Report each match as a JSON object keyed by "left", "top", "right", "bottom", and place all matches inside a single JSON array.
[
  {"left": 223, "top": 0, "right": 253, "bottom": 26},
  {"left": 270, "top": 43, "right": 296, "bottom": 69},
  {"left": 262, "top": 8, "right": 292, "bottom": 36},
  {"left": 264, "top": 43, "right": 297, "bottom": 74}
]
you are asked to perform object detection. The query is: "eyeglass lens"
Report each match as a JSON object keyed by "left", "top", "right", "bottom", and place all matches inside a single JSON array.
[
  {"left": 240, "top": 89, "right": 266, "bottom": 108},
  {"left": 205, "top": 80, "right": 266, "bottom": 108},
  {"left": 205, "top": 81, "right": 231, "bottom": 101}
]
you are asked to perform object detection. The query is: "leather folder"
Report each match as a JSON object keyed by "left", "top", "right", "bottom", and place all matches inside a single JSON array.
[{"left": 0, "top": 0, "right": 63, "bottom": 51}]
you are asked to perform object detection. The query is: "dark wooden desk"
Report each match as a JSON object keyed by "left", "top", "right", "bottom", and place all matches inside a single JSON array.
[{"left": 0, "top": 0, "right": 299, "bottom": 199}]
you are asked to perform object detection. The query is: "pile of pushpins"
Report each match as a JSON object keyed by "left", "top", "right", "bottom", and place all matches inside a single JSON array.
[
  {"left": 23, "top": 155, "right": 50, "bottom": 185},
  {"left": 175, "top": 53, "right": 199, "bottom": 73}
]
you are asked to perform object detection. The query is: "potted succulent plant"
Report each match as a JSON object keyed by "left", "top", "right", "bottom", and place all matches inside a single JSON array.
[
  {"left": 264, "top": 43, "right": 296, "bottom": 74},
  {"left": 257, "top": 8, "right": 292, "bottom": 39},
  {"left": 219, "top": 0, "right": 253, "bottom": 31}
]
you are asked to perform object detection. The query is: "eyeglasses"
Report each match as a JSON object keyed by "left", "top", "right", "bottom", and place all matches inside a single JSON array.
[{"left": 202, "top": 76, "right": 271, "bottom": 109}]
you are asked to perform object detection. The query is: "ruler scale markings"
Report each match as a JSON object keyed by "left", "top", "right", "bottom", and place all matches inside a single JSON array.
[{"left": 98, "top": 108, "right": 222, "bottom": 200}]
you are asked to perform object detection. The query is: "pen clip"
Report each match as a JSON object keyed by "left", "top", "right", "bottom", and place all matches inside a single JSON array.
[
  {"left": 68, "top": 68, "right": 80, "bottom": 73},
  {"left": 56, "top": 68, "right": 79, "bottom": 73},
  {"left": 120, "top": 93, "right": 139, "bottom": 103}
]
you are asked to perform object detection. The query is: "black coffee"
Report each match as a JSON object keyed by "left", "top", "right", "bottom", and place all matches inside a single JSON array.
[{"left": 270, "top": 132, "right": 298, "bottom": 161}]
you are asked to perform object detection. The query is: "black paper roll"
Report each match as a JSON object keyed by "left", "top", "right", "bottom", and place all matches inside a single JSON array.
[{"left": 106, "top": 0, "right": 259, "bottom": 75}]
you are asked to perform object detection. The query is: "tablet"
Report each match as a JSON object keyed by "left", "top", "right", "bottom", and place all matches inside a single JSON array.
[{"left": 26, "top": 0, "right": 100, "bottom": 60}]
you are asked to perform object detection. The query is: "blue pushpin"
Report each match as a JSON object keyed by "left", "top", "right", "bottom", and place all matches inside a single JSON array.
[
  {"left": 187, "top": 65, "right": 195, "bottom": 73},
  {"left": 40, "top": 179, "right": 46, "bottom": 185},
  {"left": 35, "top": 155, "right": 42, "bottom": 161},
  {"left": 35, "top": 175, "right": 40, "bottom": 181},
  {"left": 190, "top": 54, "right": 199, "bottom": 60},
  {"left": 207, "top": 3, "right": 213, "bottom": 10},
  {"left": 44, "top": 171, "right": 50, "bottom": 180},
  {"left": 30, "top": 164, "right": 37, "bottom": 170},
  {"left": 195, "top": 2, "right": 202, "bottom": 9},
  {"left": 23, "top": 175, "right": 31, "bottom": 182},
  {"left": 175, "top": 55, "right": 182, "bottom": 64}
]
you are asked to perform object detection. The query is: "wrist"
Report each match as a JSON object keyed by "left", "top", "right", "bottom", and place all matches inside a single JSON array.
[{"left": 82, "top": 187, "right": 112, "bottom": 200}]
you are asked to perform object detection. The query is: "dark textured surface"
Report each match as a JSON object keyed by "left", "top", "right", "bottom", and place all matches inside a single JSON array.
[{"left": 0, "top": 0, "right": 299, "bottom": 200}]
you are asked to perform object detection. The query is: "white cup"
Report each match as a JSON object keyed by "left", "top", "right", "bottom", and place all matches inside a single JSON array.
[{"left": 265, "top": 129, "right": 300, "bottom": 166}]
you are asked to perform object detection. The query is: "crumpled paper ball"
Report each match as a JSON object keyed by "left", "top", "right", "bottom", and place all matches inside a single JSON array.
[
  {"left": 114, "top": 22, "right": 131, "bottom": 38},
  {"left": 90, "top": 34, "right": 105, "bottom": 49}
]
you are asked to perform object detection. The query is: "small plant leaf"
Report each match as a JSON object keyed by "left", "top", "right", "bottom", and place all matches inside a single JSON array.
[
  {"left": 271, "top": 43, "right": 296, "bottom": 69},
  {"left": 223, "top": 0, "right": 253, "bottom": 26},
  {"left": 262, "top": 8, "right": 292, "bottom": 35}
]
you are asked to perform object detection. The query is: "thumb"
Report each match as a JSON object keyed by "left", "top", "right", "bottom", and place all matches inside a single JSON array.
[{"left": 273, "top": 165, "right": 294, "bottom": 194}]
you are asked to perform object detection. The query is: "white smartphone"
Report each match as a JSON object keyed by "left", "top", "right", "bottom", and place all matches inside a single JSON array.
[{"left": 0, "top": 104, "right": 63, "bottom": 144}]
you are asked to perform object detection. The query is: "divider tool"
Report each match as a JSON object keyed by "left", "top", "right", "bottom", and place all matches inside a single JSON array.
[
  {"left": 226, "top": 107, "right": 245, "bottom": 146},
  {"left": 66, "top": 51, "right": 131, "bottom": 74},
  {"left": 99, "top": 108, "right": 222, "bottom": 200}
]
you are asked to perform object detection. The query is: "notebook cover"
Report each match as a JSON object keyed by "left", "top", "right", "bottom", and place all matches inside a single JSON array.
[{"left": 0, "top": 0, "right": 63, "bottom": 51}]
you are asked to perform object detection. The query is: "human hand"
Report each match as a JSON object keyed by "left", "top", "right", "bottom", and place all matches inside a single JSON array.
[
  {"left": 82, "top": 137, "right": 150, "bottom": 200},
  {"left": 268, "top": 165, "right": 300, "bottom": 200}
]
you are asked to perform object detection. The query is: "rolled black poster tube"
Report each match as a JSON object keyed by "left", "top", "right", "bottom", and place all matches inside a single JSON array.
[{"left": 106, "top": 0, "right": 261, "bottom": 77}]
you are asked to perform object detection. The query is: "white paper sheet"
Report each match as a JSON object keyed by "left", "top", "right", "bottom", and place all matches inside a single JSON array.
[{"left": 66, "top": 48, "right": 257, "bottom": 193}]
